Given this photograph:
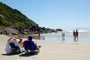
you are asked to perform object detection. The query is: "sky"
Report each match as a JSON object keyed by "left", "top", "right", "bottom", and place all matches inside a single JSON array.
[{"left": 0, "top": 0, "right": 90, "bottom": 29}]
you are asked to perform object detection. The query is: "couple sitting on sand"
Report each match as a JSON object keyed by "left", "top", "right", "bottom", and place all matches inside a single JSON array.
[{"left": 5, "top": 36, "right": 40, "bottom": 54}]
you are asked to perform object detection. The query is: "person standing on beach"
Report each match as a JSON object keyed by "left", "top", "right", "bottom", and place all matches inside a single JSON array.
[
  {"left": 73, "top": 30, "right": 76, "bottom": 42},
  {"left": 62, "top": 31, "right": 65, "bottom": 42},
  {"left": 76, "top": 30, "right": 78, "bottom": 42},
  {"left": 73, "top": 30, "right": 78, "bottom": 42}
]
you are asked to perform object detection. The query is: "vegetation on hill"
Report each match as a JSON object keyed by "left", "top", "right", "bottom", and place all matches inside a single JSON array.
[
  {"left": 0, "top": 2, "right": 61, "bottom": 35},
  {"left": 0, "top": 2, "right": 37, "bottom": 27}
]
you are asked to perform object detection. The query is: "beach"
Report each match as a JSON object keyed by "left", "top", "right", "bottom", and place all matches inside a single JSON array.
[{"left": 0, "top": 35, "right": 90, "bottom": 60}]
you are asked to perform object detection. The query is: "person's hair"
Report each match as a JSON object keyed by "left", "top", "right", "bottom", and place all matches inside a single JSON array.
[
  {"left": 28, "top": 36, "right": 32, "bottom": 41},
  {"left": 19, "top": 39, "right": 22, "bottom": 43}
]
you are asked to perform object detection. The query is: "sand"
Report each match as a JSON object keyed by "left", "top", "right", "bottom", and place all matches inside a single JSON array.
[{"left": 0, "top": 34, "right": 90, "bottom": 60}]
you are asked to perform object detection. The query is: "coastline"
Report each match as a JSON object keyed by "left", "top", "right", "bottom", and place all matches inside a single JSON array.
[{"left": 0, "top": 34, "right": 90, "bottom": 60}]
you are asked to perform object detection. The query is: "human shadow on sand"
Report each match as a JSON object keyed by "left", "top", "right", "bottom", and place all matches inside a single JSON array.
[
  {"left": 19, "top": 51, "right": 39, "bottom": 57},
  {"left": 2, "top": 52, "right": 21, "bottom": 56}
]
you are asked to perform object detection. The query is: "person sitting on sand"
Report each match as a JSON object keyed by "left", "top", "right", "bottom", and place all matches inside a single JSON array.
[
  {"left": 5, "top": 37, "right": 21, "bottom": 54},
  {"left": 18, "top": 38, "right": 25, "bottom": 52},
  {"left": 23, "top": 36, "right": 40, "bottom": 53}
]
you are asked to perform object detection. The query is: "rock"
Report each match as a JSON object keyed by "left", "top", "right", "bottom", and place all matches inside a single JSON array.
[{"left": 4, "top": 27, "right": 19, "bottom": 35}]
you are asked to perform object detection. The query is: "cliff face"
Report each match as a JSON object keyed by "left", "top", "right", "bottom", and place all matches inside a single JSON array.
[{"left": 0, "top": 2, "right": 37, "bottom": 27}]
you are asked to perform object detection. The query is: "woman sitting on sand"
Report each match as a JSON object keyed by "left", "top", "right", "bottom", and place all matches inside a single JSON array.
[
  {"left": 18, "top": 38, "right": 25, "bottom": 52},
  {"left": 5, "top": 37, "right": 21, "bottom": 54}
]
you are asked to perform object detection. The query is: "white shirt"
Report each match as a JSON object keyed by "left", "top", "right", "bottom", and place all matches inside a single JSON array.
[{"left": 5, "top": 39, "right": 20, "bottom": 54}]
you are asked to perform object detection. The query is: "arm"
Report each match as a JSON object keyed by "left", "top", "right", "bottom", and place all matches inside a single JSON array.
[
  {"left": 35, "top": 43, "right": 40, "bottom": 50},
  {"left": 8, "top": 37, "right": 12, "bottom": 41}
]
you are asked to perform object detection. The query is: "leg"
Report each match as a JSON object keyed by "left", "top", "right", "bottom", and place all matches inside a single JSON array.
[{"left": 74, "top": 36, "right": 76, "bottom": 42}]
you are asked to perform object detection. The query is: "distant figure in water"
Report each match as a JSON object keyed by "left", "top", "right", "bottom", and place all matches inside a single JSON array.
[
  {"left": 73, "top": 30, "right": 78, "bottom": 42},
  {"left": 62, "top": 31, "right": 65, "bottom": 42}
]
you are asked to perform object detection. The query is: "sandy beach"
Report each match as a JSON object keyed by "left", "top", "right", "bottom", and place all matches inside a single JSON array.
[{"left": 0, "top": 35, "right": 90, "bottom": 60}]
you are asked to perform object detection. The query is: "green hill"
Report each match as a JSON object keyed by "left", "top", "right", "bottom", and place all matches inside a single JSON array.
[
  {"left": 0, "top": 2, "right": 56, "bottom": 35},
  {"left": 0, "top": 2, "right": 37, "bottom": 27}
]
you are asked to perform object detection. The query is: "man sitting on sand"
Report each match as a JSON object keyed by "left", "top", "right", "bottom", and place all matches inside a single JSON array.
[{"left": 23, "top": 36, "right": 40, "bottom": 53}]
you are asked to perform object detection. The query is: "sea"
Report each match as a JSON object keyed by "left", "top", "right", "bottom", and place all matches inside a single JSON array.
[{"left": 40, "top": 31, "right": 90, "bottom": 43}]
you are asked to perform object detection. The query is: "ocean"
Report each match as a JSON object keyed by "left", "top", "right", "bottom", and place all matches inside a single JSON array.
[{"left": 40, "top": 32, "right": 90, "bottom": 43}]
